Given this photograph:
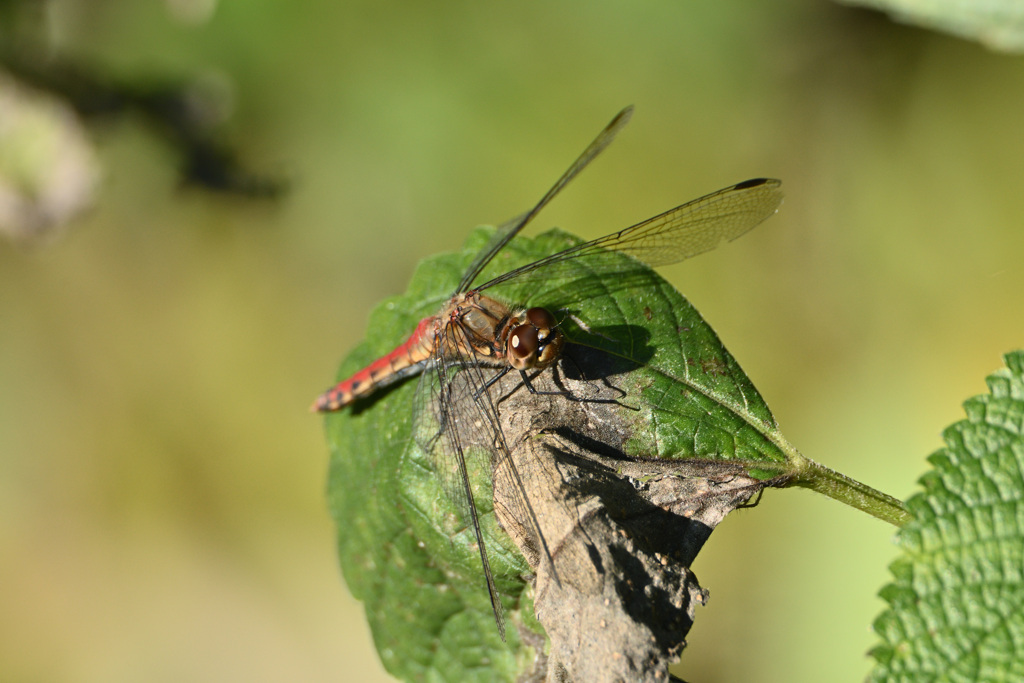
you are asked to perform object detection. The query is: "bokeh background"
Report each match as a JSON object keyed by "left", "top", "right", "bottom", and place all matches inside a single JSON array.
[{"left": 2, "top": 1, "right": 1022, "bottom": 681}]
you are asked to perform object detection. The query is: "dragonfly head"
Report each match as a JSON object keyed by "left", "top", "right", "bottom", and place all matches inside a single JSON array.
[{"left": 507, "top": 307, "right": 564, "bottom": 371}]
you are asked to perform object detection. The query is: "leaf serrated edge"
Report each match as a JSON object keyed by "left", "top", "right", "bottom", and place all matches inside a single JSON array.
[{"left": 868, "top": 350, "right": 1024, "bottom": 679}]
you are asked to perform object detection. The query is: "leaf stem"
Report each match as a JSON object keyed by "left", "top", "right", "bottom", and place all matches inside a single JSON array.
[{"left": 780, "top": 445, "right": 911, "bottom": 527}]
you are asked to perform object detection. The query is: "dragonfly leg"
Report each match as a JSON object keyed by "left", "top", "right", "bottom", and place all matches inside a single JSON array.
[
  {"left": 555, "top": 350, "right": 627, "bottom": 401},
  {"left": 519, "top": 352, "right": 627, "bottom": 405},
  {"left": 519, "top": 369, "right": 575, "bottom": 397},
  {"left": 479, "top": 365, "right": 514, "bottom": 394},
  {"left": 472, "top": 351, "right": 629, "bottom": 408}
]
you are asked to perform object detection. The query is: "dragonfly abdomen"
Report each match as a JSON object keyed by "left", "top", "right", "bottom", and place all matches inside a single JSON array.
[{"left": 313, "top": 316, "right": 437, "bottom": 411}]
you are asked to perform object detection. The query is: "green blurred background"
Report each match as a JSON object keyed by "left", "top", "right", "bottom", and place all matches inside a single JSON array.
[{"left": 2, "top": 1, "right": 1022, "bottom": 681}]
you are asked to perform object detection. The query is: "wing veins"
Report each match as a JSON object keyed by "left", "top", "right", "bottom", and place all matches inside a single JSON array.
[
  {"left": 477, "top": 178, "right": 783, "bottom": 292},
  {"left": 456, "top": 106, "right": 634, "bottom": 293},
  {"left": 433, "top": 320, "right": 507, "bottom": 638}
]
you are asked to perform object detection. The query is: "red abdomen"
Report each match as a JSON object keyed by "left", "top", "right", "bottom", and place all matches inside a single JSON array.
[{"left": 312, "top": 317, "right": 436, "bottom": 412}]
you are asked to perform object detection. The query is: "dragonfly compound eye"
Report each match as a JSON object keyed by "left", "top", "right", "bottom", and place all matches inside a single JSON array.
[
  {"left": 526, "top": 307, "right": 557, "bottom": 332},
  {"left": 527, "top": 307, "right": 564, "bottom": 368},
  {"left": 508, "top": 323, "right": 539, "bottom": 370}
]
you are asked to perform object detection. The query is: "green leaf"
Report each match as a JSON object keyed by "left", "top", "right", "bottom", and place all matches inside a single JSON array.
[
  {"left": 324, "top": 224, "right": 803, "bottom": 680},
  {"left": 324, "top": 231, "right": 534, "bottom": 682},
  {"left": 506, "top": 228, "right": 794, "bottom": 464},
  {"left": 839, "top": 0, "right": 1024, "bottom": 52},
  {"left": 869, "top": 350, "right": 1024, "bottom": 682},
  {"left": 323, "top": 225, "right": 905, "bottom": 679}
]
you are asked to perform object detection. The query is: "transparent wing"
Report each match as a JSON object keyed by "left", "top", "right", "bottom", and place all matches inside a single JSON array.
[
  {"left": 456, "top": 106, "right": 634, "bottom": 294},
  {"left": 476, "top": 177, "right": 783, "bottom": 293},
  {"left": 414, "top": 316, "right": 559, "bottom": 640}
]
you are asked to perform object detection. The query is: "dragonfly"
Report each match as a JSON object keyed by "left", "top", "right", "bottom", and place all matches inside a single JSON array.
[{"left": 314, "top": 106, "right": 783, "bottom": 639}]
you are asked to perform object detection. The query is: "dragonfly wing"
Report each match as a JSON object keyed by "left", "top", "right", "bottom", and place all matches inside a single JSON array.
[
  {"left": 478, "top": 177, "right": 783, "bottom": 293},
  {"left": 416, "top": 320, "right": 512, "bottom": 639},
  {"left": 419, "top": 317, "right": 563, "bottom": 639},
  {"left": 456, "top": 107, "right": 634, "bottom": 293}
]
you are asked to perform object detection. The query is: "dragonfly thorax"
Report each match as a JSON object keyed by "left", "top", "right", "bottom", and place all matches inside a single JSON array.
[{"left": 504, "top": 307, "right": 564, "bottom": 371}]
